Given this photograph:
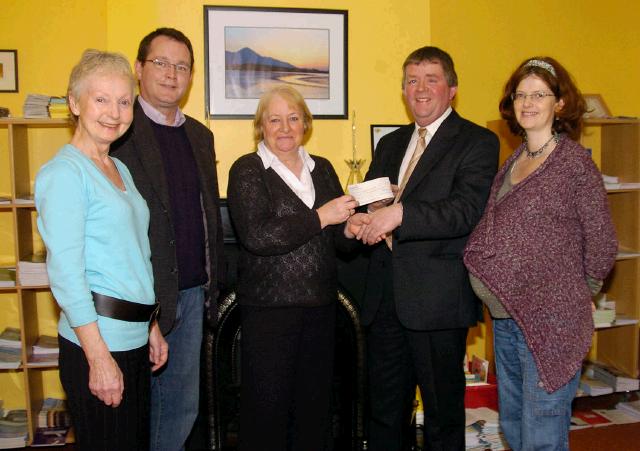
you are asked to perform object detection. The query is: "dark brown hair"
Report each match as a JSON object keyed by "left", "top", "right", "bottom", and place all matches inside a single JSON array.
[
  {"left": 136, "top": 27, "right": 194, "bottom": 68},
  {"left": 402, "top": 46, "right": 458, "bottom": 88},
  {"left": 499, "top": 56, "right": 586, "bottom": 140}
]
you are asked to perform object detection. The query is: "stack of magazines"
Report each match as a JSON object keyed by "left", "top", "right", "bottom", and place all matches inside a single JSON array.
[
  {"left": 0, "top": 406, "right": 28, "bottom": 449},
  {"left": 23, "top": 94, "right": 50, "bottom": 119},
  {"left": 0, "top": 327, "right": 21, "bottom": 369},
  {"left": 30, "top": 335, "right": 59, "bottom": 366},
  {"left": 17, "top": 255, "right": 48, "bottom": 286}
]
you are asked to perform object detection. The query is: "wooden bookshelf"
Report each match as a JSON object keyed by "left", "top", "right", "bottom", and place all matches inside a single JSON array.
[
  {"left": 585, "top": 118, "right": 640, "bottom": 379},
  {"left": 0, "top": 118, "right": 72, "bottom": 446}
]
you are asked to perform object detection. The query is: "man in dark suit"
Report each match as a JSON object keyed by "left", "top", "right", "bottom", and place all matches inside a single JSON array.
[
  {"left": 111, "top": 28, "right": 224, "bottom": 451},
  {"left": 347, "top": 46, "right": 499, "bottom": 450}
]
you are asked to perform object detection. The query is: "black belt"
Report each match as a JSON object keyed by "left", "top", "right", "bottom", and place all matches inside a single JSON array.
[{"left": 92, "top": 291, "right": 159, "bottom": 323}]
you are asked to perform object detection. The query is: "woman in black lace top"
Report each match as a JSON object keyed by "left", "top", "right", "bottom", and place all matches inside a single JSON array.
[{"left": 228, "top": 86, "right": 358, "bottom": 451}]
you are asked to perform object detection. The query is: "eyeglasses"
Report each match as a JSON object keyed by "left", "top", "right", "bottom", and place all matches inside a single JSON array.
[
  {"left": 511, "top": 91, "right": 556, "bottom": 103},
  {"left": 145, "top": 59, "right": 191, "bottom": 74}
]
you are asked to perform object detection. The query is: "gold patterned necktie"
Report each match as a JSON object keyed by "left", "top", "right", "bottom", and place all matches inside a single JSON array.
[{"left": 385, "top": 127, "right": 428, "bottom": 250}]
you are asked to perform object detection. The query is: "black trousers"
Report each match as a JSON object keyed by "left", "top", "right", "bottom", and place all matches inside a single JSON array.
[
  {"left": 239, "top": 303, "right": 336, "bottom": 451},
  {"left": 58, "top": 336, "right": 150, "bottom": 451},
  {"left": 366, "top": 259, "right": 468, "bottom": 451}
]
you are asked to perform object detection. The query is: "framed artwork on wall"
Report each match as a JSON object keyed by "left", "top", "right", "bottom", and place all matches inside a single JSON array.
[
  {"left": 583, "top": 94, "right": 611, "bottom": 119},
  {"left": 0, "top": 50, "right": 18, "bottom": 93},
  {"left": 370, "top": 124, "right": 403, "bottom": 155},
  {"left": 204, "top": 6, "right": 348, "bottom": 119}
]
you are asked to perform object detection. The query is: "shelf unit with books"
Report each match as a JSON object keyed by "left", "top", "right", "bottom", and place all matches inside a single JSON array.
[
  {"left": 0, "top": 117, "right": 71, "bottom": 446},
  {"left": 486, "top": 117, "right": 640, "bottom": 387},
  {"left": 583, "top": 118, "right": 640, "bottom": 380}
]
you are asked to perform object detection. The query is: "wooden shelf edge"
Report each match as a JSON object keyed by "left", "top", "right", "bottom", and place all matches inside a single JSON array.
[
  {"left": 585, "top": 117, "right": 640, "bottom": 125},
  {"left": 594, "top": 318, "right": 639, "bottom": 330},
  {"left": 0, "top": 118, "right": 70, "bottom": 126}
]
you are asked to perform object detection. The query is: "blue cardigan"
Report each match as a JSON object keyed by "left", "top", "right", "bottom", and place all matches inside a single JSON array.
[{"left": 35, "top": 144, "right": 154, "bottom": 351}]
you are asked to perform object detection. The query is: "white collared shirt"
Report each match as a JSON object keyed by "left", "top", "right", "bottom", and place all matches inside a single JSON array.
[
  {"left": 398, "top": 106, "right": 453, "bottom": 183},
  {"left": 257, "top": 141, "right": 316, "bottom": 208},
  {"left": 138, "top": 95, "right": 186, "bottom": 127}
]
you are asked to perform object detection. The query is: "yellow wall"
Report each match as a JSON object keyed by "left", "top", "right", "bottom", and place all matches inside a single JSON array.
[
  {"left": 0, "top": 0, "right": 107, "bottom": 110},
  {"left": 431, "top": 0, "right": 640, "bottom": 135}
]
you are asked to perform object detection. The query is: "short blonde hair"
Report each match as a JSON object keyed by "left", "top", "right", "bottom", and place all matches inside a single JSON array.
[
  {"left": 68, "top": 49, "right": 135, "bottom": 121},
  {"left": 253, "top": 85, "right": 313, "bottom": 142}
]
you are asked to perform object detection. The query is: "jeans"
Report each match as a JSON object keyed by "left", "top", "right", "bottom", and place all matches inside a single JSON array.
[
  {"left": 150, "top": 285, "right": 204, "bottom": 451},
  {"left": 493, "top": 318, "right": 580, "bottom": 451}
]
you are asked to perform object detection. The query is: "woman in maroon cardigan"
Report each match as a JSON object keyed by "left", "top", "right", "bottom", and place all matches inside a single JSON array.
[{"left": 464, "top": 57, "right": 617, "bottom": 451}]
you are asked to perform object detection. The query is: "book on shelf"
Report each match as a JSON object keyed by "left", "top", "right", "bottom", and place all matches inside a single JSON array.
[
  {"left": 0, "top": 409, "right": 28, "bottom": 449},
  {"left": 616, "top": 249, "right": 640, "bottom": 260},
  {"left": 572, "top": 409, "right": 613, "bottom": 427},
  {"left": 13, "top": 194, "right": 34, "bottom": 205},
  {"left": 602, "top": 173, "right": 640, "bottom": 190},
  {"left": 570, "top": 415, "right": 591, "bottom": 430},
  {"left": 17, "top": 255, "right": 49, "bottom": 286},
  {"left": 23, "top": 94, "right": 50, "bottom": 119},
  {"left": 464, "top": 407, "right": 508, "bottom": 450},
  {"left": 591, "top": 361, "right": 640, "bottom": 392},
  {"left": 0, "top": 327, "right": 22, "bottom": 369},
  {"left": 0, "top": 328, "right": 20, "bottom": 349},
  {"left": 594, "top": 408, "right": 640, "bottom": 425},
  {"left": 579, "top": 374, "right": 614, "bottom": 396},
  {"left": 47, "top": 97, "right": 69, "bottom": 120},
  {"left": 37, "top": 398, "right": 71, "bottom": 428},
  {"left": 594, "top": 315, "right": 638, "bottom": 329},
  {"left": 32, "top": 335, "right": 59, "bottom": 355},
  {"left": 0, "top": 348, "right": 21, "bottom": 369},
  {"left": 592, "top": 307, "right": 615, "bottom": 326},
  {"left": 17, "top": 254, "right": 46, "bottom": 270},
  {"left": 30, "top": 336, "right": 59, "bottom": 365},
  {"left": 31, "top": 426, "right": 69, "bottom": 447},
  {"left": 28, "top": 353, "right": 58, "bottom": 367},
  {"left": 0, "top": 268, "right": 15, "bottom": 288},
  {"left": 0, "top": 196, "right": 9, "bottom": 205},
  {"left": 616, "top": 399, "right": 640, "bottom": 419}
]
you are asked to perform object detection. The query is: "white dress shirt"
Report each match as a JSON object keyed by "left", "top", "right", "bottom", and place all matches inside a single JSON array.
[
  {"left": 397, "top": 106, "right": 453, "bottom": 183},
  {"left": 257, "top": 141, "right": 316, "bottom": 208}
]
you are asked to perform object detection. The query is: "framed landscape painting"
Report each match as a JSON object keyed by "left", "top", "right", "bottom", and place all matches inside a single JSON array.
[{"left": 204, "top": 6, "right": 348, "bottom": 119}]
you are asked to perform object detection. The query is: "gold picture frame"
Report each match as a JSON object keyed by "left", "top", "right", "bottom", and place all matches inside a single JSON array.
[{"left": 583, "top": 94, "right": 611, "bottom": 119}]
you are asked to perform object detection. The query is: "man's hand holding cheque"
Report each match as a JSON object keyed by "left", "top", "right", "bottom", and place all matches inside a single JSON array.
[{"left": 344, "top": 177, "right": 401, "bottom": 244}]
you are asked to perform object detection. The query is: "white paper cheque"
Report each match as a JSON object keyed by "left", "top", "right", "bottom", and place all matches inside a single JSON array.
[{"left": 348, "top": 177, "right": 394, "bottom": 205}]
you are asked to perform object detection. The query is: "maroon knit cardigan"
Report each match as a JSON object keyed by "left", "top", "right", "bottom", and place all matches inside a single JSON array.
[{"left": 464, "top": 135, "right": 617, "bottom": 393}]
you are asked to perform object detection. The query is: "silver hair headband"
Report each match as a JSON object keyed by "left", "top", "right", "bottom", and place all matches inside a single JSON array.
[{"left": 524, "top": 59, "right": 556, "bottom": 77}]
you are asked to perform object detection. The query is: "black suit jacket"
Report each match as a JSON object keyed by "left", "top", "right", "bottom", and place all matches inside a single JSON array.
[
  {"left": 361, "top": 110, "right": 499, "bottom": 330},
  {"left": 111, "top": 100, "right": 224, "bottom": 333}
]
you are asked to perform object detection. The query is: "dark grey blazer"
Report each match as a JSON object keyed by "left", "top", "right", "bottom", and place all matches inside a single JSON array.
[
  {"left": 111, "top": 99, "right": 224, "bottom": 333},
  {"left": 361, "top": 110, "right": 499, "bottom": 330}
]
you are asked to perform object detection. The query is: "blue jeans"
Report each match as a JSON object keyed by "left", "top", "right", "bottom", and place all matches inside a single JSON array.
[
  {"left": 493, "top": 319, "right": 579, "bottom": 451},
  {"left": 150, "top": 285, "right": 204, "bottom": 451}
]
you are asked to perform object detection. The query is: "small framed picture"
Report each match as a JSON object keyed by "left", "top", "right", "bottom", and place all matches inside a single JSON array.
[
  {"left": 370, "top": 124, "right": 403, "bottom": 156},
  {"left": 0, "top": 50, "right": 18, "bottom": 93},
  {"left": 583, "top": 94, "right": 611, "bottom": 119}
]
